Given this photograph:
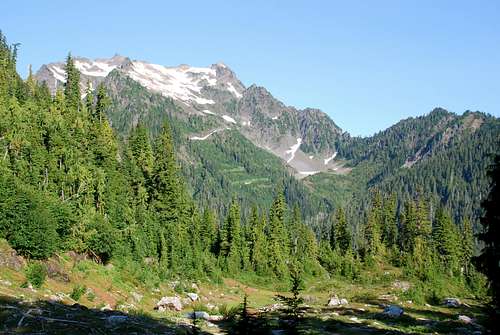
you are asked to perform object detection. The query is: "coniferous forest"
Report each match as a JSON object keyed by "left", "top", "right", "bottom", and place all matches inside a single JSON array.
[{"left": 0, "top": 30, "right": 499, "bottom": 334}]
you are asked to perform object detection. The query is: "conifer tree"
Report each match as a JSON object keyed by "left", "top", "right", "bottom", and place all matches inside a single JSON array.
[
  {"left": 268, "top": 190, "right": 289, "bottom": 278},
  {"left": 63, "top": 53, "right": 81, "bottom": 111},
  {"left": 365, "top": 191, "right": 383, "bottom": 255},
  {"left": 433, "top": 207, "right": 461, "bottom": 273},
  {"left": 461, "top": 217, "right": 474, "bottom": 276},
  {"left": 330, "top": 207, "right": 351, "bottom": 254},
  {"left": 477, "top": 153, "right": 500, "bottom": 306},
  {"left": 382, "top": 193, "right": 398, "bottom": 248}
]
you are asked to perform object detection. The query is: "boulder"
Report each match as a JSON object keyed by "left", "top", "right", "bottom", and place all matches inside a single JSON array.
[
  {"left": 392, "top": 280, "right": 411, "bottom": 292},
  {"left": 443, "top": 298, "right": 461, "bottom": 308},
  {"left": 458, "top": 315, "right": 473, "bottom": 324},
  {"left": 187, "top": 292, "right": 199, "bottom": 301},
  {"left": 383, "top": 305, "right": 404, "bottom": 318},
  {"left": 186, "top": 311, "right": 210, "bottom": 320},
  {"left": 327, "top": 295, "right": 348, "bottom": 306},
  {"left": 0, "top": 246, "right": 26, "bottom": 271},
  {"left": 156, "top": 296, "right": 182, "bottom": 311}
]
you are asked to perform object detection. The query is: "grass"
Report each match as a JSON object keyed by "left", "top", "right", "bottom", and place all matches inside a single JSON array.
[{"left": 0, "top": 240, "right": 492, "bottom": 334}]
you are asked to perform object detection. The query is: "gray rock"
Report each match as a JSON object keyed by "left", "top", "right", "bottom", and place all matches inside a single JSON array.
[
  {"left": 443, "top": 298, "right": 461, "bottom": 308},
  {"left": 392, "top": 280, "right": 411, "bottom": 292},
  {"left": 186, "top": 311, "right": 210, "bottom": 320},
  {"left": 458, "top": 315, "right": 473, "bottom": 324},
  {"left": 327, "top": 295, "right": 348, "bottom": 306},
  {"left": 383, "top": 305, "right": 404, "bottom": 318},
  {"left": 156, "top": 296, "right": 182, "bottom": 311}
]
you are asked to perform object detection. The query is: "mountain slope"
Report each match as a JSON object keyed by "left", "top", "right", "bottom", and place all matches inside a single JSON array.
[{"left": 34, "top": 56, "right": 500, "bottom": 227}]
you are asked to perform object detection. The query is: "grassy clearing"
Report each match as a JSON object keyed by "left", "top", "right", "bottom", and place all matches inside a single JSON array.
[{"left": 0, "top": 242, "right": 491, "bottom": 334}]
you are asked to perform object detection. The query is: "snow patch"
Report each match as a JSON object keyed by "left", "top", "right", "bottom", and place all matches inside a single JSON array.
[
  {"left": 49, "top": 65, "right": 66, "bottom": 82},
  {"left": 222, "top": 115, "right": 237, "bottom": 124},
  {"left": 126, "top": 61, "right": 217, "bottom": 105},
  {"left": 309, "top": 155, "right": 314, "bottom": 159},
  {"left": 241, "top": 120, "right": 251, "bottom": 126},
  {"left": 201, "top": 109, "right": 215, "bottom": 115},
  {"left": 324, "top": 152, "right": 337, "bottom": 165},
  {"left": 286, "top": 138, "right": 302, "bottom": 163},
  {"left": 272, "top": 116, "right": 279, "bottom": 120},
  {"left": 298, "top": 171, "right": 320, "bottom": 176},
  {"left": 74, "top": 60, "right": 116, "bottom": 77},
  {"left": 227, "top": 82, "right": 242, "bottom": 98},
  {"left": 189, "top": 128, "right": 224, "bottom": 141}
]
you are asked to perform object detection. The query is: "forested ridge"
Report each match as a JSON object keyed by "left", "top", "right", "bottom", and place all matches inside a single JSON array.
[{"left": 0, "top": 32, "right": 497, "bottom": 310}]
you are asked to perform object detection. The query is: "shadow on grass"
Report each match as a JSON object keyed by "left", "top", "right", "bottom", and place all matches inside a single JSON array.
[
  {"left": 0, "top": 295, "right": 490, "bottom": 335},
  {"left": 215, "top": 303, "right": 488, "bottom": 335},
  {"left": 0, "top": 295, "right": 208, "bottom": 335}
]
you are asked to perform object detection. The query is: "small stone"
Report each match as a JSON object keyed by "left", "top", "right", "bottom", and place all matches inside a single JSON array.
[
  {"left": 100, "top": 304, "right": 112, "bottom": 311},
  {"left": 208, "top": 315, "right": 223, "bottom": 321},
  {"left": 383, "top": 305, "right": 404, "bottom": 318},
  {"left": 443, "top": 298, "right": 461, "bottom": 308},
  {"left": 458, "top": 315, "right": 473, "bottom": 324},
  {"left": 156, "top": 296, "right": 182, "bottom": 311},
  {"left": 187, "top": 311, "right": 210, "bottom": 320},
  {"left": 187, "top": 292, "right": 199, "bottom": 301}
]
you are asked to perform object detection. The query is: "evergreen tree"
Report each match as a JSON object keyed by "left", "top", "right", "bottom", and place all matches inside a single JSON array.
[
  {"left": 268, "top": 190, "right": 289, "bottom": 278},
  {"left": 63, "top": 53, "right": 81, "bottom": 111},
  {"left": 330, "top": 207, "right": 351, "bottom": 254},
  {"left": 477, "top": 153, "right": 500, "bottom": 306},
  {"left": 433, "top": 207, "right": 461, "bottom": 273},
  {"left": 461, "top": 217, "right": 474, "bottom": 276}
]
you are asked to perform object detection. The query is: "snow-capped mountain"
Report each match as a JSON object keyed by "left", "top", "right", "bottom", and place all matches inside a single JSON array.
[
  {"left": 35, "top": 55, "right": 345, "bottom": 178},
  {"left": 35, "top": 56, "right": 245, "bottom": 105}
]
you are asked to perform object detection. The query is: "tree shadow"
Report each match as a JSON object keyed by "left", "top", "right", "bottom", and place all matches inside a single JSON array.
[
  {"left": 212, "top": 303, "right": 488, "bottom": 335},
  {"left": 0, "top": 295, "right": 207, "bottom": 335}
]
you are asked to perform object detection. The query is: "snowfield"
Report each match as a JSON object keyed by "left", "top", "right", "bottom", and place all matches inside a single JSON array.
[
  {"left": 222, "top": 115, "right": 237, "bottom": 124},
  {"left": 127, "top": 61, "right": 217, "bottom": 105},
  {"left": 324, "top": 152, "right": 337, "bottom": 165},
  {"left": 189, "top": 128, "right": 227, "bottom": 141},
  {"left": 286, "top": 138, "right": 302, "bottom": 163}
]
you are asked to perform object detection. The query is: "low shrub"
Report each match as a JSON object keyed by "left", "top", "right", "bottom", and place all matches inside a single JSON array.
[{"left": 25, "top": 262, "right": 47, "bottom": 288}]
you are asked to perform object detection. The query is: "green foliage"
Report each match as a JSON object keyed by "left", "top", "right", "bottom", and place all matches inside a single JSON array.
[
  {"left": 24, "top": 262, "right": 47, "bottom": 288},
  {"left": 477, "top": 153, "right": 500, "bottom": 306},
  {"left": 70, "top": 285, "right": 87, "bottom": 301}
]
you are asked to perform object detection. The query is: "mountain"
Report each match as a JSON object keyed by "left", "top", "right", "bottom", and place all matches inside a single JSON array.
[
  {"left": 35, "top": 56, "right": 347, "bottom": 178},
  {"left": 34, "top": 56, "right": 500, "bottom": 226}
]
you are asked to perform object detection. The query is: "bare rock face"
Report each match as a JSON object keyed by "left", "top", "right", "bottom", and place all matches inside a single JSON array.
[
  {"left": 156, "top": 296, "right": 182, "bottom": 312},
  {"left": 0, "top": 243, "right": 26, "bottom": 271},
  {"left": 44, "top": 258, "right": 69, "bottom": 282}
]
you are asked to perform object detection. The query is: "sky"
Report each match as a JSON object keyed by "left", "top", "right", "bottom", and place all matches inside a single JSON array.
[{"left": 1, "top": 0, "right": 499, "bottom": 136}]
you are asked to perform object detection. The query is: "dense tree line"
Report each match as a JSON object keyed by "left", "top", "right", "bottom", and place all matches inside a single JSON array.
[{"left": 0, "top": 33, "right": 492, "bottom": 304}]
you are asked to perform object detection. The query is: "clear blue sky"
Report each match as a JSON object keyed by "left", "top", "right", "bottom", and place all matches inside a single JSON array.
[{"left": 2, "top": 0, "right": 499, "bottom": 136}]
